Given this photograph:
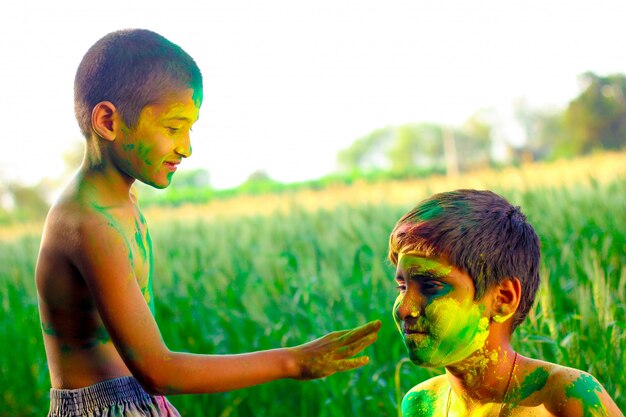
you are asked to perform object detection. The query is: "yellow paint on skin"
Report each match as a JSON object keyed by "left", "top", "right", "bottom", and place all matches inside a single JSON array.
[
  {"left": 424, "top": 298, "right": 490, "bottom": 366},
  {"left": 396, "top": 297, "right": 490, "bottom": 367},
  {"left": 399, "top": 253, "right": 453, "bottom": 277},
  {"left": 492, "top": 311, "right": 514, "bottom": 323},
  {"left": 393, "top": 253, "right": 491, "bottom": 367}
]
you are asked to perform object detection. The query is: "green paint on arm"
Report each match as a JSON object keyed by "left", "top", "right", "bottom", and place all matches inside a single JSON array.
[
  {"left": 134, "top": 218, "right": 148, "bottom": 260},
  {"left": 565, "top": 374, "right": 607, "bottom": 417},
  {"left": 41, "top": 322, "right": 59, "bottom": 336},
  {"left": 401, "top": 389, "right": 439, "bottom": 417}
]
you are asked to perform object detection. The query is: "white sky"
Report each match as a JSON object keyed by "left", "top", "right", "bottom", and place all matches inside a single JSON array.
[{"left": 1, "top": 0, "right": 625, "bottom": 189}]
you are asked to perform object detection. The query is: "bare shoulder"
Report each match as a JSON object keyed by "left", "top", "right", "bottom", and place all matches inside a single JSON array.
[
  {"left": 511, "top": 357, "right": 623, "bottom": 417},
  {"left": 401, "top": 374, "right": 448, "bottom": 417},
  {"left": 37, "top": 181, "right": 132, "bottom": 288},
  {"left": 39, "top": 187, "right": 107, "bottom": 256}
]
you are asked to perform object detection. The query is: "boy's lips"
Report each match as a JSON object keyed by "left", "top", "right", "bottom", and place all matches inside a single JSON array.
[
  {"left": 163, "top": 160, "right": 180, "bottom": 171},
  {"left": 403, "top": 326, "right": 428, "bottom": 335}
]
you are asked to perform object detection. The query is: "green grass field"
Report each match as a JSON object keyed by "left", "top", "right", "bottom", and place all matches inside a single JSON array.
[{"left": 0, "top": 175, "right": 624, "bottom": 416}]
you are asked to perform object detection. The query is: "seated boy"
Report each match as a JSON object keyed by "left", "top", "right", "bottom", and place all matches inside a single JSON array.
[
  {"left": 36, "top": 29, "right": 380, "bottom": 417},
  {"left": 388, "top": 190, "right": 622, "bottom": 416}
]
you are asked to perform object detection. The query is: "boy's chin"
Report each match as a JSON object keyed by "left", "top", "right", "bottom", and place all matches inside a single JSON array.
[
  {"left": 407, "top": 348, "right": 453, "bottom": 368},
  {"left": 139, "top": 179, "right": 172, "bottom": 190}
]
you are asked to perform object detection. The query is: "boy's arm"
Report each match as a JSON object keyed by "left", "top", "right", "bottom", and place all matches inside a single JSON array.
[
  {"left": 75, "top": 217, "right": 380, "bottom": 395},
  {"left": 548, "top": 369, "right": 624, "bottom": 417}
]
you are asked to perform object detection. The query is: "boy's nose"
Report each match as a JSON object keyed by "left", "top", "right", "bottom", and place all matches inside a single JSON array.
[
  {"left": 175, "top": 145, "right": 192, "bottom": 158},
  {"left": 174, "top": 135, "right": 192, "bottom": 158},
  {"left": 395, "top": 290, "right": 426, "bottom": 321}
]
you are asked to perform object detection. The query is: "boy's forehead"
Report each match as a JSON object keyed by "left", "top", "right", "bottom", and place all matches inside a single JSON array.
[
  {"left": 397, "top": 252, "right": 452, "bottom": 276},
  {"left": 145, "top": 89, "right": 200, "bottom": 122}
]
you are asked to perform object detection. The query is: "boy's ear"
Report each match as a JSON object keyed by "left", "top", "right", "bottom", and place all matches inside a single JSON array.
[
  {"left": 491, "top": 277, "right": 521, "bottom": 323},
  {"left": 91, "top": 101, "right": 119, "bottom": 142}
]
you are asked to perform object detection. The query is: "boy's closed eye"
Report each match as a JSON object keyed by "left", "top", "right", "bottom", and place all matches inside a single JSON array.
[{"left": 395, "top": 276, "right": 447, "bottom": 296}]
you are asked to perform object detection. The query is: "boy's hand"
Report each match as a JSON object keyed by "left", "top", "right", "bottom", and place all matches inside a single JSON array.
[{"left": 287, "top": 320, "right": 382, "bottom": 380}]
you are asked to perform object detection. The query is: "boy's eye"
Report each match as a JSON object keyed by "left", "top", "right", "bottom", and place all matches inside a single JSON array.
[
  {"left": 421, "top": 280, "right": 445, "bottom": 294},
  {"left": 166, "top": 127, "right": 180, "bottom": 133},
  {"left": 395, "top": 284, "right": 406, "bottom": 292}
]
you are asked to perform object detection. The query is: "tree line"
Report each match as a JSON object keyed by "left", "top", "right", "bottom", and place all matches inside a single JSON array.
[
  {"left": 337, "top": 71, "right": 626, "bottom": 176},
  {"left": 2, "top": 72, "right": 625, "bottom": 223}
]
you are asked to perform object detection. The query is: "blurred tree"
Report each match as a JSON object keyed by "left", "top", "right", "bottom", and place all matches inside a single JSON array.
[
  {"left": 386, "top": 123, "right": 444, "bottom": 174},
  {"left": 454, "top": 112, "right": 493, "bottom": 170},
  {"left": 514, "top": 99, "right": 566, "bottom": 160},
  {"left": 7, "top": 183, "right": 49, "bottom": 221},
  {"left": 239, "top": 170, "right": 282, "bottom": 194},
  {"left": 337, "top": 118, "right": 494, "bottom": 176},
  {"left": 337, "top": 127, "right": 394, "bottom": 172},
  {"left": 562, "top": 72, "right": 626, "bottom": 156}
]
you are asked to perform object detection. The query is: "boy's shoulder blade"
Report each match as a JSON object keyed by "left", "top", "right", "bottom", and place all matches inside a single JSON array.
[
  {"left": 516, "top": 358, "right": 623, "bottom": 417},
  {"left": 401, "top": 374, "right": 447, "bottom": 417}
]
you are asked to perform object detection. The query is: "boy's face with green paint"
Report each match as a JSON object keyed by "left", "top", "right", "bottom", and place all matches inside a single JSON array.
[
  {"left": 393, "top": 252, "right": 491, "bottom": 368},
  {"left": 111, "top": 88, "right": 200, "bottom": 189}
]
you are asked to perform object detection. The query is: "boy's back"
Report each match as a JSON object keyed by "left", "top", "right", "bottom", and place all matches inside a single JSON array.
[{"left": 37, "top": 177, "right": 149, "bottom": 389}]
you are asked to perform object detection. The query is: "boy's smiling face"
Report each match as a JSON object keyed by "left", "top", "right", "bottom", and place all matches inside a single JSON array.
[
  {"left": 113, "top": 88, "right": 200, "bottom": 189},
  {"left": 393, "top": 253, "right": 491, "bottom": 367}
]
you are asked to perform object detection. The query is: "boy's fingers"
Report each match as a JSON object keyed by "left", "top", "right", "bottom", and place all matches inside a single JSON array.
[
  {"left": 334, "top": 356, "right": 370, "bottom": 373},
  {"left": 336, "top": 332, "right": 378, "bottom": 358},
  {"left": 338, "top": 320, "right": 382, "bottom": 345}
]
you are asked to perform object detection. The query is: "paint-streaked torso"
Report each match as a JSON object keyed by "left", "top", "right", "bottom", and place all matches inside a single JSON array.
[{"left": 36, "top": 184, "right": 153, "bottom": 389}]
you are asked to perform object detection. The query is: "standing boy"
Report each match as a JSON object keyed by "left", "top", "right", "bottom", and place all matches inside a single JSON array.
[
  {"left": 389, "top": 190, "right": 622, "bottom": 416},
  {"left": 36, "top": 29, "right": 380, "bottom": 416}
]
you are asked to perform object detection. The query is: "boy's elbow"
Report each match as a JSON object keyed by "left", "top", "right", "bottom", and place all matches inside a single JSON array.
[
  {"left": 128, "top": 349, "right": 176, "bottom": 395},
  {"left": 135, "top": 377, "right": 166, "bottom": 396}
]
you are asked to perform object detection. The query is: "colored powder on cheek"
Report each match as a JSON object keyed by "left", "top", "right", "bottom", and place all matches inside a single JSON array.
[
  {"left": 564, "top": 374, "right": 606, "bottom": 417},
  {"left": 402, "top": 389, "right": 439, "bottom": 417},
  {"left": 136, "top": 143, "right": 153, "bottom": 166},
  {"left": 424, "top": 298, "right": 489, "bottom": 366}
]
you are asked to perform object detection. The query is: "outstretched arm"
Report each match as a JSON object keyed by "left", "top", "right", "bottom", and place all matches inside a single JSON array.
[{"left": 75, "top": 216, "right": 380, "bottom": 395}]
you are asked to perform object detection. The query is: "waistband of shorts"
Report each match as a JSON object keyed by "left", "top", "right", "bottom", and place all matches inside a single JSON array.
[{"left": 49, "top": 376, "right": 153, "bottom": 414}]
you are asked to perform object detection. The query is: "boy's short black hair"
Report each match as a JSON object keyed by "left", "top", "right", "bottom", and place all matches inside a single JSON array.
[
  {"left": 74, "top": 28, "right": 203, "bottom": 138},
  {"left": 388, "top": 189, "right": 540, "bottom": 330}
]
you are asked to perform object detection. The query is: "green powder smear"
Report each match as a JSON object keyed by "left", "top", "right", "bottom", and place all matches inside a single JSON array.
[
  {"left": 402, "top": 389, "right": 439, "bottom": 417},
  {"left": 508, "top": 367, "right": 549, "bottom": 403},
  {"left": 565, "top": 374, "right": 606, "bottom": 417}
]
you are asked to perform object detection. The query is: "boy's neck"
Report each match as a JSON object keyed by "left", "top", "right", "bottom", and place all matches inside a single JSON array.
[
  {"left": 445, "top": 342, "right": 517, "bottom": 409},
  {"left": 77, "top": 157, "right": 136, "bottom": 207}
]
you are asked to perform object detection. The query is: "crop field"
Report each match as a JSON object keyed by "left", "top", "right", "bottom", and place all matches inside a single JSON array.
[{"left": 0, "top": 154, "right": 625, "bottom": 416}]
